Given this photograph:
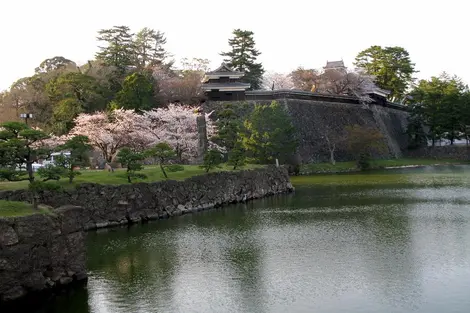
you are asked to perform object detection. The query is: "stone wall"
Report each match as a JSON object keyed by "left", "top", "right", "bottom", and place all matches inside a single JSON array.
[
  {"left": 203, "top": 98, "right": 410, "bottom": 163},
  {"left": 405, "top": 146, "right": 470, "bottom": 160},
  {"left": 0, "top": 206, "right": 87, "bottom": 306},
  {"left": 0, "top": 167, "right": 293, "bottom": 231}
]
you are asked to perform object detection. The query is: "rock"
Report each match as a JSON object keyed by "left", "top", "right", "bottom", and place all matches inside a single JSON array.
[
  {"left": 45, "top": 278, "right": 55, "bottom": 288},
  {"left": 95, "top": 222, "right": 109, "bottom": 228},
  {"left": 59, "top": 277, "right": 73, "bottom": 285},
  {"left": 0, "top": 223, "right": 19, "bottom": 246},
  {"left": 2, "top": 286, "right": 26, "bottom": 302},
  {"left": 51, "top": 272, "right": 63, "bottom": 282},
  {"left": 74, "top": 272, "right": 88, "bottom": 281},
  {"left": 0, "top": 258, "right": 13, "bottom": 271}
]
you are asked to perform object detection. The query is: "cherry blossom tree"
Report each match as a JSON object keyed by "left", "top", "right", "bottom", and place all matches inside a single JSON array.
[
  {"left": 289, "top": 66, "right": 379, "bottom": 102},
  {"left": 142, "top": 104, "right": 215, "bottom": 163},
  {"left": 30, "top": 127, "right": 67, "bottom": 149},
  {"left": 262, "top": 72, "right": 295, "bottom": 90},
  {"left": 69, "top": 109, "right": 152, "bottom": 163},
  {"left": 316, "top": 68, "right": 377, "bottom": 103},
  {"left": 152, "top": 65, "right": 204, "bottom": 104}
]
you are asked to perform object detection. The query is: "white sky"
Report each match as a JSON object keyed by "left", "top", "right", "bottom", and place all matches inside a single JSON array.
[{"left": 0, "top": 0, "right": 469, "bottom": 91}]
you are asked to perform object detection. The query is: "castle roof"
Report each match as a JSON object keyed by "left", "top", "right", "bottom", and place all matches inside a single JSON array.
[
  {"left": 368, "top": 87, "right": 391, "bottom": 98},
  {"left": 324, "top": 60, "right": 345, "bottom": 69},
  {"left": 206, "top": 63, "right": 244, "bottom": 76}
]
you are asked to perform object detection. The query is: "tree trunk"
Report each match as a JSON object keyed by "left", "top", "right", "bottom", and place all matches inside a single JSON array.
[
  {"left": 127, "top": 169, "right": 132, "bottom": 183},
  {"left": 32, "top": 195, "right": 38, "bottom": 210},
  {"left": 160, "top": 164, "right": 168, "bottom": 179},
  {"left": 330, "top": 149, "right": 336, "bottom": 165},
  {"left": 26, "top": 162, "right": 34, "bottom": 183}
]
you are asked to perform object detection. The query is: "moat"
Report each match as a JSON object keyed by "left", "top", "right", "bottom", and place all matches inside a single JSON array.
[{"left": 35, "top": 165, "right": 470, "bottom": 313}]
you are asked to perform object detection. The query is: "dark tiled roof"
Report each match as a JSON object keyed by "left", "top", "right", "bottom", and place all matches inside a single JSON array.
[
  {"left": 206, "top": 63, "right": 244, "bottom": 75},
  {"left": 370, "top": 87, "right": 391, "bottom": 95}
]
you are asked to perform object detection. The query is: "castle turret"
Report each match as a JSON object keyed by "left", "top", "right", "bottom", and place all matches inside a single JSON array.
[{"left": 201, "top": 63, "right": 250, "bottom": 101}]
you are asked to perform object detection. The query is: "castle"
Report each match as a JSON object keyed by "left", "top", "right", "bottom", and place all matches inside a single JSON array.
[{"left": 201, "top": 63, "right": 410, "bottom": 163}]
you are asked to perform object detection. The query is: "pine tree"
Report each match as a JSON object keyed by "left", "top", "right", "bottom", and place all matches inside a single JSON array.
[
  {"left": 134, "top": 28, "right": 169, "bottom": 69},
  {"left": 354, "top": 45, "right": 416, "bottom": 101},
  {"left": 241, "top": 101, "right": 298, "bottom": 164},
  {"left": 220, "top": 29, "right": 265, "bottom": 90},
  {"left": 96, "top": 26, "right": 135, "bottom": 72}
]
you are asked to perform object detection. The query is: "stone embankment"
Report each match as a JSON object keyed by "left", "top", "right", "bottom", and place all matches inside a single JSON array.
[
  {"left": 0, "top": 167, "right": 293, "bottom": 307},
  {"left": 0, "top": 206, "right": 87, "bottom": 307},
  {"left": 405, "top": 146, "right": 469, "bottom": 161},
  {"left": 0, "top": 167, "right": 294, "bottom": 231},
  {"left": 204, "top": 98, "right": 410, "bottom": 163}
]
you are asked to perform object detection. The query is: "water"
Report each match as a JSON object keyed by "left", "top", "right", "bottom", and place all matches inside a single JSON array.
[{"left": 38, "top": 165, "right": 470, "bottom": 313}]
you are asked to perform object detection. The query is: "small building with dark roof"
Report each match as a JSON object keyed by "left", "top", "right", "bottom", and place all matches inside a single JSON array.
[
  {"left": 323, "top": 60, "right": 346, "bottom": 72},
  {"left": 201, "top": 63, "right": 251, "bottom": 101},
  {"left": 368, "top": 87, "right": 391, "bottom": 105}
]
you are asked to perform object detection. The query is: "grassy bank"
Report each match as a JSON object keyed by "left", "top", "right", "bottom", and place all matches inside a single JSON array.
[
  {"left": 300, "top": 158, "right": 467, "bottom": 174},
  {"left": 0, "top": 200, "right": 51, "bottom": 217},
  {"left": 0, "top": 164, "right": 263, "bottom": 191},
  {"left": 292, "top": 165, "right": 470, "bottom": 188}
]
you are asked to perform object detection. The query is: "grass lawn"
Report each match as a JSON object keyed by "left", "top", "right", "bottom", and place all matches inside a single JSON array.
[
  {"left": 0, "top": 164, "right": 264, "bottom": 191},
  {"left": 0, "top": 200, "right": 51, "bottom": 217},
  {"left": 301, "top": 158, "right": 467, "bottom": 174}
]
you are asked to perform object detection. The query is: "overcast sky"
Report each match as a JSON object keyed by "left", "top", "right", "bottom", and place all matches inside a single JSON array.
[{"left": 1, "top": 0, "right": 469, "bottom": 91}]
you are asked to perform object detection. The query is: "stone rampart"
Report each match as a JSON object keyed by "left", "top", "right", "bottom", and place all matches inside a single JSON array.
[
  {"left": 0, "top": 206, "right": 87, "bottom": 306},
  {"left": 0, "top": 167, "right": 293, "bottom": 231},
  {"left": 405, "top": 146, "right": 470, "bottom": 160},
  {"left": 204, "top": 96, "right": 410, "bottom": 163}
]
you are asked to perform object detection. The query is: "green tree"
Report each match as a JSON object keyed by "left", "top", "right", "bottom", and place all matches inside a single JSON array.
[
  {"left": 220, "top": 29, "right": 265, "bottom": 90},
  {"left": 210, "top": 104, "right": 242, "bottom": 154},
  {"left": 37, "top": 163, "right": 66, "bottom": 182},
  {"left": 354, "top": 46, "right": 416, "bottom": 100},
  {"left": 227, "top": 144, "right": 246, "bottom": 170},
  {"left": 405, "top": 102, "right": 428, "bottom": 149},
  {"left": 134, "top": 28, "right": 169, "bottom": 69},
  {"left": 409, "top": 74, "right": 468, "bottom": 145},
  {"left": 200, "top": 149, "right": 223, "bottom": 173},
  {"left": 55, "top": 135, "right": 92, "bottom": 183},
  {"left": 116, "top": 147, "right": 146, "bottom": 183},
  {"left": 47, "top": 72, "right": 106, "bottom": 111},
  {"left": 147, "top": 142, "right": 182, "bottom": 179},
  {"left": 0, "top": 122, "right": 51, "bottom": 208},
  {"left": 6, "top": 75, "right": 52, "bottom": 128},
  {"left": 115, "top": 72, "right": 156, "bottom": 110},
  {"left": 46, "top": 72, "right": 107, "bottom": 134},
  {"left": 96, "top": 26, "right": 135, "bottom": 72},
  {"left": 460, "top": 92, "right": 470, "bottom": 144},
  {"left": 241, "top": 101, "right": 298, "bottom": 164},
  {"left": 345, "top": 124, "right": 386, "bottom": 170},
  {"left": 51, "top": 98, "right": 84, "bottom": 135}
]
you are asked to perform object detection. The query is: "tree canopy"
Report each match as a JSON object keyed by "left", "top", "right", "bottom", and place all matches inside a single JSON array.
[
  {"left": 354, "top": 45, "right": 416, "bottom": 101},
  {"left": 408, "top": 73, "right": 470, "bottom": 146},
  {"left": 241, "top": 101, "right": 298, "bottom": 164}
]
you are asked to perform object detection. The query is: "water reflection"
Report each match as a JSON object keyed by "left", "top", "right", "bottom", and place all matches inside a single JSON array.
[{"left": 37, "top": 166, "right": 470, "bottom": 313}]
